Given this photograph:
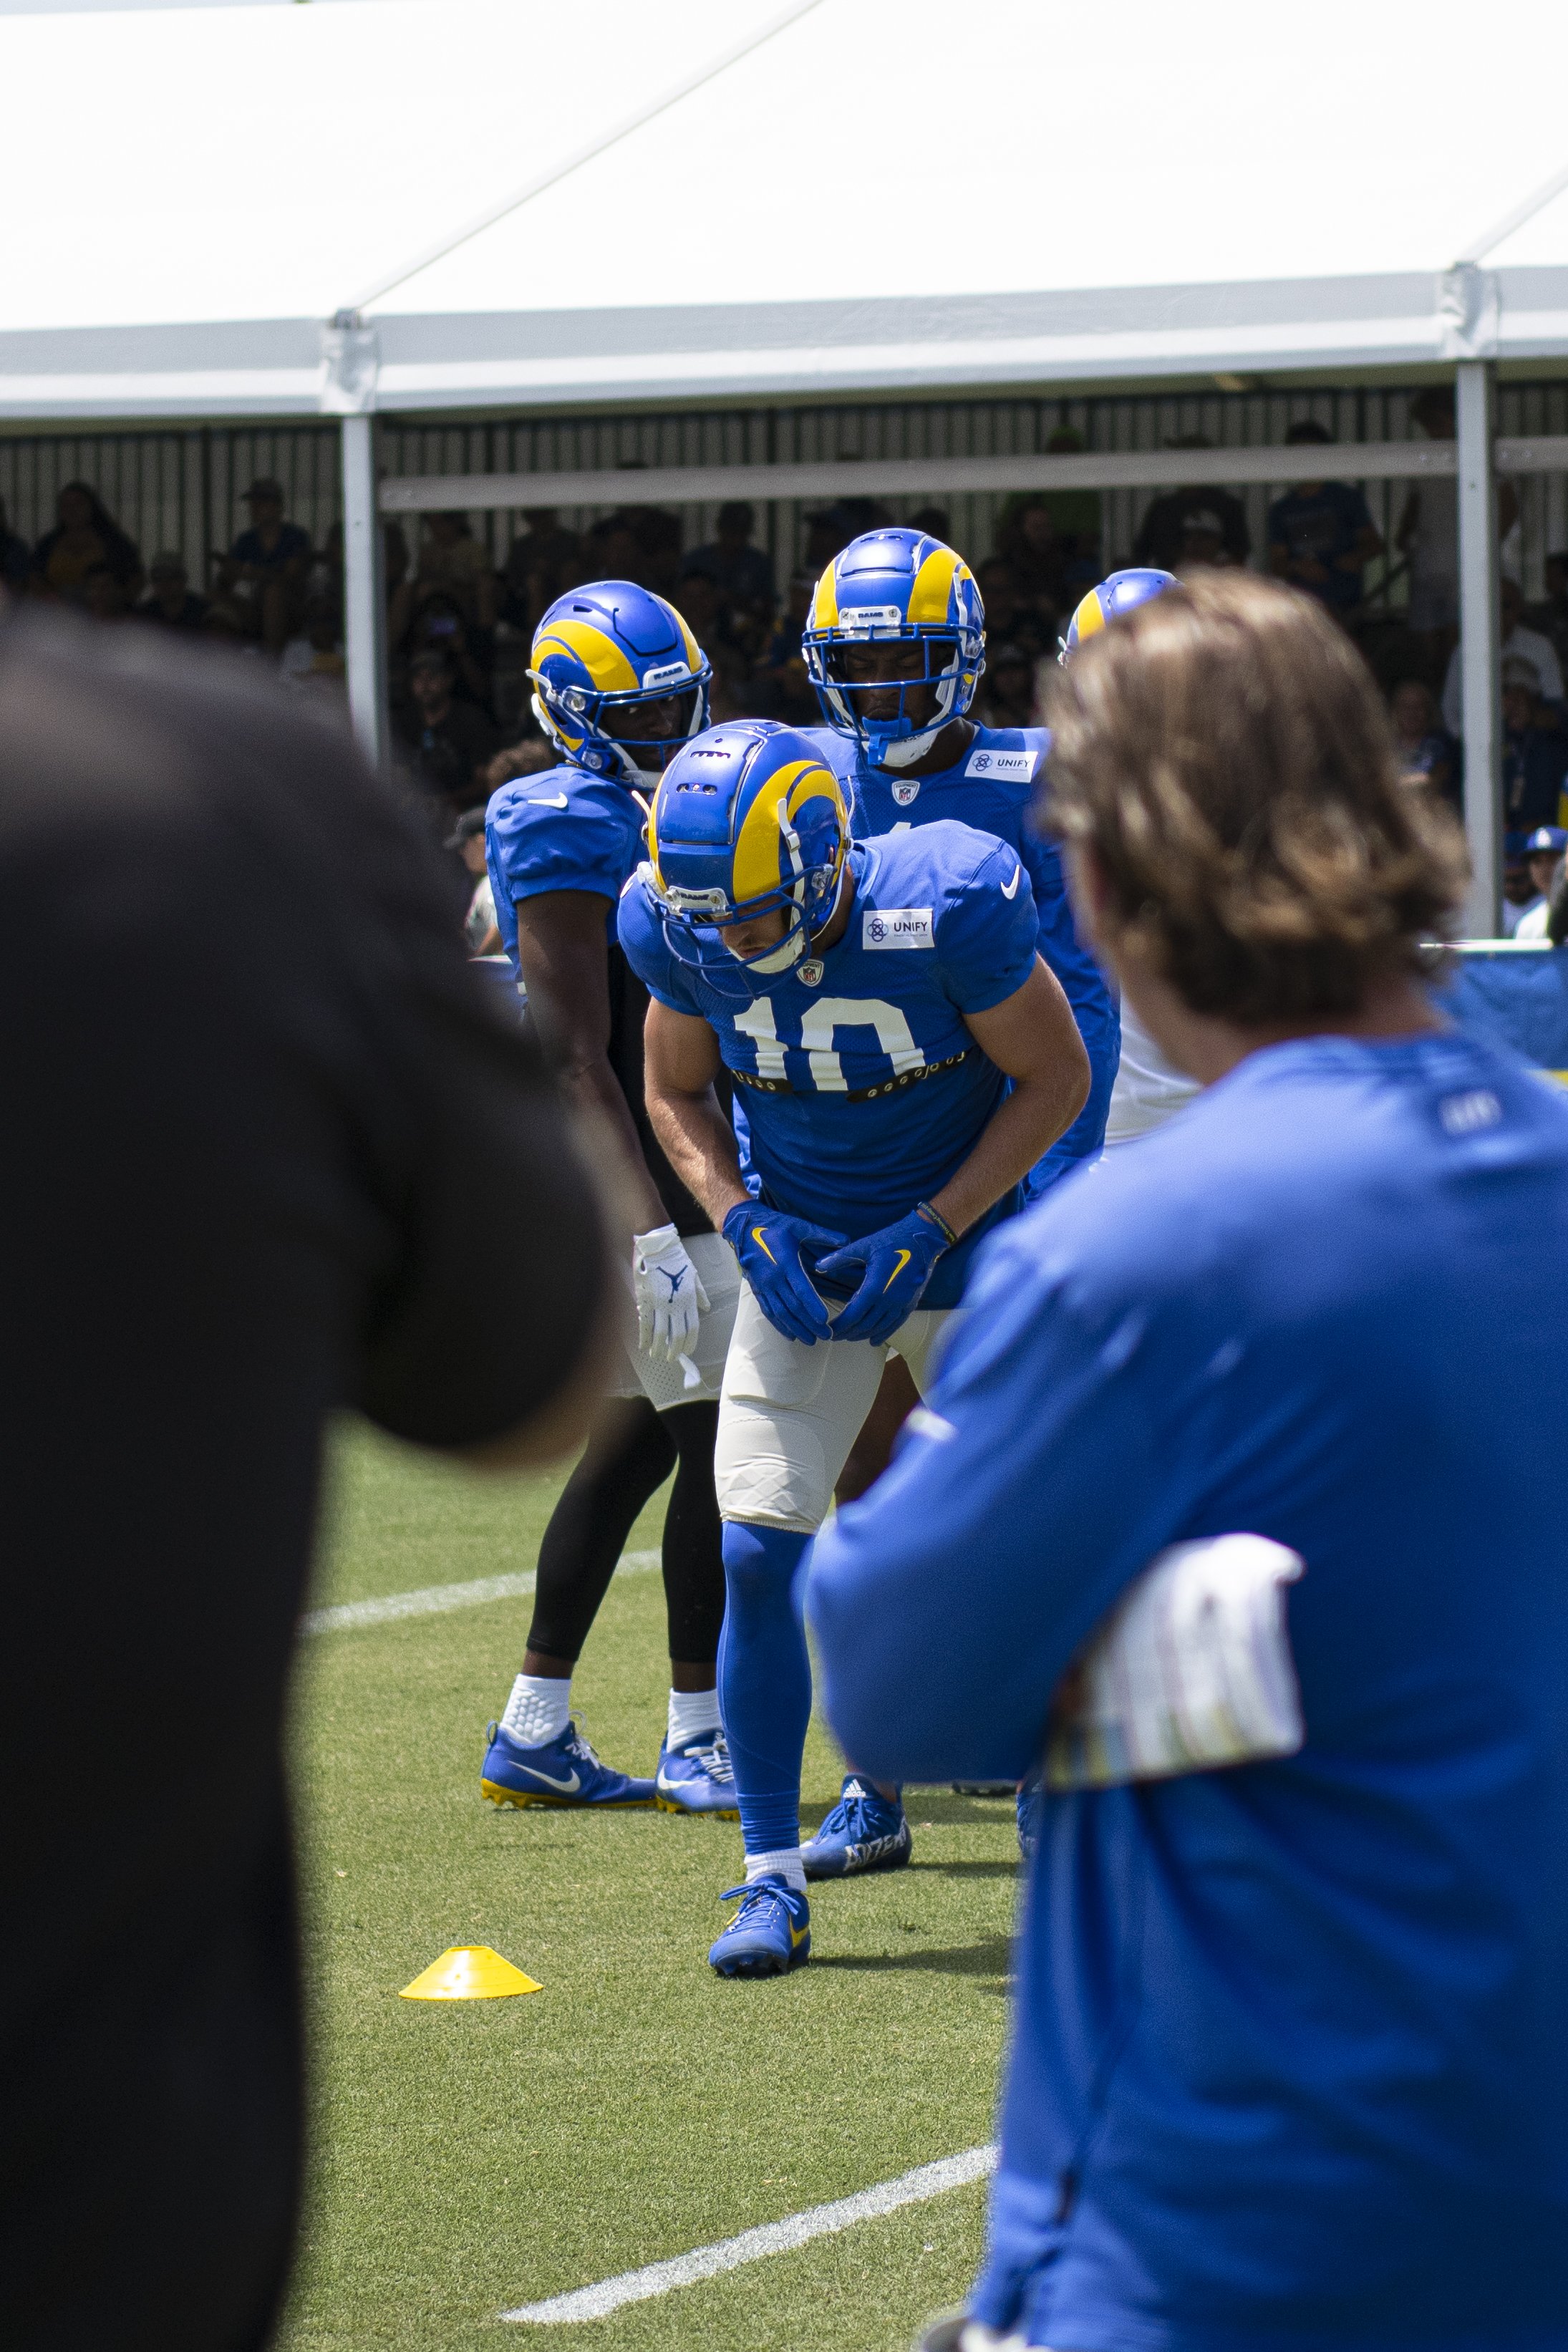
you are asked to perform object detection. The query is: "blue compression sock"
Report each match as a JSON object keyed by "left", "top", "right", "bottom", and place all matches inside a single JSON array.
[{"left": 717, "top": 1522, "right": 813, "bottom": 1857}]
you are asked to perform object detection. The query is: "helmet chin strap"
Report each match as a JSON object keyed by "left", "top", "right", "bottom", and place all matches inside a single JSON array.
[{"left": 877, "top": 720, "right": 945, "bottom": 770}]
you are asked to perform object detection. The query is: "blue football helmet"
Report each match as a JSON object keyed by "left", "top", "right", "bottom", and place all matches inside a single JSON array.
[
  {"left": 529, "top": 581, "right": 712, "bottom": 788},
  {"left": 803, "top": 527, "right": 984, "bottom": 770},
  {"left": 644, "top": 721, "right": 850, "bottom": 999},
  {"left": 1060, "top": 567, "right": 1179, "bottom": 661}
]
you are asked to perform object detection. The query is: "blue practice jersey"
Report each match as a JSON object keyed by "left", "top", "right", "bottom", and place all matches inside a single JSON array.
[
  {"left": 823, "top": 721, "right": 1118, "bottom": 1193},
  {"left": 485, "top": 759, "right": 644, "bottom": 973},
  {"left": 485, "top": 757, "right": 712, "bottom": 1237},
  {"left": 809, "top": 1030, "right": 1568, "bottom": 2348},
  {"left": 619, "top": 822, "right": 1037, "bottom": 1307}
]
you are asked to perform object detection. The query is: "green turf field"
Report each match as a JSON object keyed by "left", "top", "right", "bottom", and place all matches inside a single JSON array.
[{"left": 278, "top": 1419, "right": 1019, "bottom": 2352}]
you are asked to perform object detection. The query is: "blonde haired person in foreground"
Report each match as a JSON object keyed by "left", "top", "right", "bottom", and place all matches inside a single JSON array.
[{"left": 810, "top": 572, "right": 1568, "bottom": 2352}]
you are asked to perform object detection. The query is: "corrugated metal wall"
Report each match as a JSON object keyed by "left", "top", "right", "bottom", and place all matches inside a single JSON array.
[{"left": 4, "top": 380, "right": 1567, "bottom": 598}]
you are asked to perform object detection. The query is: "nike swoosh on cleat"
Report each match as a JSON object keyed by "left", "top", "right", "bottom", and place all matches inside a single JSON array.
[
  {"left": 518, "top": 1765, "right": 581, "bottom": 1793},
  {"left": 1000, "top": 866, "right": 1022, "bottom": 899},
  {"left": 881, "top": 1248, "right": 913, "bottom": 1292}
]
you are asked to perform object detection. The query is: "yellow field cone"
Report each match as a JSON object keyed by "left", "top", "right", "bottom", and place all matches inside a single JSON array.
[{"left": 399, "top": 1946, "right": 541, "bottom": 2000}]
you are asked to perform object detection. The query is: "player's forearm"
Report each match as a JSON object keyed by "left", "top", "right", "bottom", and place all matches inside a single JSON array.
[
  {"left": 931, "top": 1065, "right": 1088, "bottom": 1237},
  {"left": 647, "top": 1085, "right": 750, "bottom": 1230},
  {"left": 558, "top": 1053, "right": 667, "bottom": 1232}
]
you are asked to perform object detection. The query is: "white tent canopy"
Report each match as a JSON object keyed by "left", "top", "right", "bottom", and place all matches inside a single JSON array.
[
  {"left": 3, "top": 0, "right": 1562, "bottom": 926},
  {"left": 1, "top": 0, "right": 1566, "bottom": 414}
]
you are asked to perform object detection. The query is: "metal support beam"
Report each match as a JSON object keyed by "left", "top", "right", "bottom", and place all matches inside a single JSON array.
[
  {"left": 341, "top": 412, "right": 387, "bottom": 771},
  {"left": 1456, "top": 362, "right": 1501, "bottom": 938}
]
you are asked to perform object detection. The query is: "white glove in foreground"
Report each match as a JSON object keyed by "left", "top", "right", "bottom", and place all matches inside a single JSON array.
[{"left": 631, "top": 1223, "right": 709, "bottom": 1363}]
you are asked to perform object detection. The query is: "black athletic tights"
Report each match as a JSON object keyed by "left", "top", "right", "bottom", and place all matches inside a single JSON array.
[{"left": 526, "top": 1395, "right": 725, "bottom": 1667}]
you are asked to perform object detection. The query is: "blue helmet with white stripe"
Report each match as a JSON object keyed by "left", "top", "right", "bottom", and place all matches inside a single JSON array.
[{"left": 803, "top": 527, "right": 985, "bottom": 770}]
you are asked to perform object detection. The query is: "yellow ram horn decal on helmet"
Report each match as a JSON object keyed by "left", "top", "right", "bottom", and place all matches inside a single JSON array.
[
  {"left": 531, "top": 618, "right": 641, "bottom": 695},
  {"left": 907, "top": 544, "right": 964, "bottom": 627},
  {"left": 732, "top": 760, "right": 844, "bottom": 908}
]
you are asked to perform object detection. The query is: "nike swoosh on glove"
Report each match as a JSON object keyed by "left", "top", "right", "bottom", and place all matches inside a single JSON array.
[
  {"left": 816, "top": 1205, "right": 952, "bottom": 1345},
  {"left": 722, "top": 1203, "right": 846, "bottom": 1347},
  {"left": 633, "top": 1224, "right": 710, "bottom": 1362}
]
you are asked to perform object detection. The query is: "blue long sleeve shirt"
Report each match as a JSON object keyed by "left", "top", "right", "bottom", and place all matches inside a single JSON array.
[{"left": 808, "top": 1029, "right": 1568, "bottom": 2351}]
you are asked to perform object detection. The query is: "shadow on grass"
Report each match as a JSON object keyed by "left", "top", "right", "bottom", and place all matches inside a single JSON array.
[
  {"left": 907, "top": 1859, "right": 1018, "bottom": 1879},
  {"left": 812, "top": 1934, "right": 1012, "bottom": 1980}
]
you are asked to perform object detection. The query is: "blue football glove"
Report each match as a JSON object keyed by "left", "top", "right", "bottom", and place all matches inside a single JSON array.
[
  {"left": 815, "top": 1204, "right": 953, "bottom": 1345},
  {"left": 723, "top": 1203, "right": 848, "bottom": 1346}
]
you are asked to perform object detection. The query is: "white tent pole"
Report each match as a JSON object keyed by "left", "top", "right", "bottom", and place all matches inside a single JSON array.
[
  {"left": 1458, "top": 155, "right": 1568, "bottom": 267},
  {"left": 1456, "top": 362, "right": 1501, "bottom": 937},
  {"left": 346, "top": 0, "right": 824, "bottom": 316},
  {"left": 342, "top": 413, "right": 387, "bottom": 771}
]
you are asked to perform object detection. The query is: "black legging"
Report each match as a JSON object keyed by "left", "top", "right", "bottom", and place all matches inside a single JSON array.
[{"left": 526, "top": 1395, "right": 725, "bottom": 1667}]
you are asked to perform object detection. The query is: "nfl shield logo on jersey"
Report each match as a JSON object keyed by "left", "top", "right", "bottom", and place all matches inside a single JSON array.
[
  {"left": 891, "top": 780, "right": 921, "bottom": 806},
  {"left": 798, "top": 959, "right": 825, "bottom": 987}
]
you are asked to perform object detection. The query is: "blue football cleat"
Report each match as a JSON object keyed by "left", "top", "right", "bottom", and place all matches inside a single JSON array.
[
  {"left": 480, "top": 1719, "right": 656, "bottom": 1809},
  {"left": 800, "top": 1776, "right": 912, "bottom": 1879},
  {"left": 708, "top": 1875, "right": 811, "bottom": 1977},
  {"left": 655, "top": 1731, "right": 740, "bottom": 1818}
]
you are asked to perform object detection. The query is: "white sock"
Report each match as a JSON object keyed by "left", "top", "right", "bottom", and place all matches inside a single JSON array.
[
  {"left": 667, "top": 1686, "right": 722, "bottom": 1749},
  {"left": 745, "top": 1846, "right": 805, "bottom": 1893},
  {"left": 500, "top": 1673, "right": 571, "bottom": 1748}
]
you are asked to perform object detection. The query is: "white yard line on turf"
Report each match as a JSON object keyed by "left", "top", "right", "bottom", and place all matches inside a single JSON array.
[
  {"left": 298, "top": 1550, "right": 661, "bottom": 1638},
  {"left": 500, "top": 2144, "right": 997, "bottom": 2325}
]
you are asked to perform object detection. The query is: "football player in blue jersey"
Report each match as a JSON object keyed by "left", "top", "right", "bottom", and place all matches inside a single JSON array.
[
  {"left": 795, "top": 528, "right": 1129, "bottom": 1857},
  {"left": 619, "top": 721, "right": 1091, "bottom": 1974},
  {"left": 477, "top": 582, "right": 742, "bottom": 1820}
]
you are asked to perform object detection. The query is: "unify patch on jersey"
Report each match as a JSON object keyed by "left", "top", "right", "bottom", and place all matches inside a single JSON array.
[
  {"left": 964, "top": 745, "right": 1036, "bottom": 783},
  {"left": 863, "top": 907, "right": 934, "bottom": 950}
]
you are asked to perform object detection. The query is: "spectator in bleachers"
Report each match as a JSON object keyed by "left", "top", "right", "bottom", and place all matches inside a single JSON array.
[
  {"left": 31, "top": 482, "right": 143, "bottom": 609},
  {"left": 401, "top": 589, "right": 492, "bottom": 712},
  {"left": 0, "top": 497, "right": 30, "bottom": 596},
  {"left": 82, "top": 563, "right": 132, "bottom": 623},
  {"left": 1389, "top": 677, "right": 1459, "bottom": 813},
  {"left": 681, "top": 501, "right": 775, "bottom": 638},
  {"left": 587, "top": 492, "right": 682, "bottom": 594},
  {"left": 975, "top": 554, "right": 1050, "bottom": 663},
  {"left": 1501, "top": 833, "right": 1537, "bottom": 934},
  {"left": 137, "top": 552, "right": 208, "bottom": 635},
  {"left": 802, "top": 497, "right": 889, "bottom": 574},
  {"left": 1443, "top": 576, "right": 1564, "bottom": 737},
  {"left": 502, "top": 508, "right": 580, "bottom": 616},
  {"left": 1034, "top": 424, "right": 1103, "bottom": 592},
  {"left": 215, "top": 478, "right": 311, "bottom": 657},
  {"left": 994, "top": 494, "right": 1067, "bottom": 629},
  {"left": 400, "top": 510, "right": 496, "bottom": 631},
  {"left": 395, "top": 647, "right": 497, "bottom": 810},
  {"left": 906, "top": 505, "right": 952, "bottom": 542},
  {"left": 1512, "top": 825, "right": 1567, "bottom": 940},
  {"left": 975, "top": 643, "right": 1037, "bottom": 730},
  {"left": 670, "top": 566, "right": 727, "bottom": 655},
  {"left": 747, "top": 570, "right": 819, "bottom": 726},
  {"left": 1501, "top": 654, "right": 1568, "bottom": 834},
  {"left": 1526, "top": 548, "right": 1568, "bottom": 678},
  {"left": 279, "top": 598, "right": 347, "bottom": 715},
  {"left": 1267, "top": 422, "right": 1383, "bottom": 617},
  {"left": 1133, "top": 440, "right": 1251, "bottom": 574}
]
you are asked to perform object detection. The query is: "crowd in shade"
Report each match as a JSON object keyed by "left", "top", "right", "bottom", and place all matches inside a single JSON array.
[{"left": 9, "top": 412, "right": 1568, "bottom": 934}]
